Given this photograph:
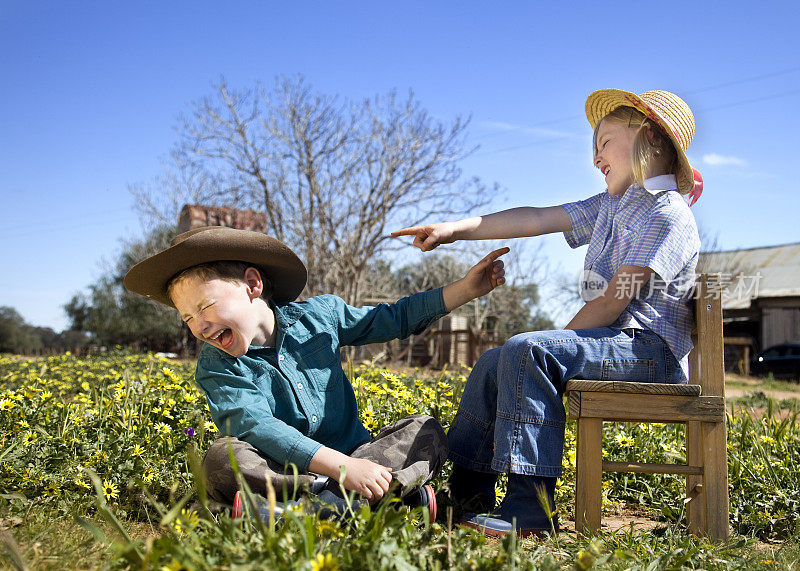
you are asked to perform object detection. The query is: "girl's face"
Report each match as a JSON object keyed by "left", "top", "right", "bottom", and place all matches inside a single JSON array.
[{"left": 593, "top": 118, "right": 638, "bottom": 196}]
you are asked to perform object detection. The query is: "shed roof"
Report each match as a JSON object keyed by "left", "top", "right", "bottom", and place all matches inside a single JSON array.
[{"left": 699, "top": 242, "right": 800, "bottom": 309}]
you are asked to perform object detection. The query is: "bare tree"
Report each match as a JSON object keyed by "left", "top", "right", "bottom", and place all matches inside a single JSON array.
[{"left": 131, "top": 76, "right": 494, "bottom": 305}]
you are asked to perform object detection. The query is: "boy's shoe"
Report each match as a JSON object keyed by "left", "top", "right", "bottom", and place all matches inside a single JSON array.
[
  {"left": 231, "top": 489, "right": 364, "bottom": 522},
  {"left": 232, "top": 490, "right": 244, "bottom": 518},
  {"left": 231, "top": 490, "right": 302, "bottom": 520},
  {"left": 232, "top": 481, "right": 438, "bottom": 523},
  {"left": 457, "top": 474, "right": 559, "bottom": 538},
  {"left": 399, "top": 483, "right": 437, "bottom": 521}
]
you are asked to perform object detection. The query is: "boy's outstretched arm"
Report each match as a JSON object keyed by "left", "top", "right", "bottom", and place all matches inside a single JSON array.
[
  {"left": 391, "top": 206, "right": 572, "bottom": 252},
  {"left": 309, "top": 446, "right": 393, "bottom": 502},
  {"left": 441, "top": 247, "right": 510, "bottom": 311}
]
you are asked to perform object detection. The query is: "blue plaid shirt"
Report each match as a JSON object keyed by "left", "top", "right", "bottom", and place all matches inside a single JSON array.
[{"left": 562, "top": 178, "right": 700, "bottom": 380}]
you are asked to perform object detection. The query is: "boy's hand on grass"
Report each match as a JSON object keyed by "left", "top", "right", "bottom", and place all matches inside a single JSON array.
[{"left": 340, "top": 457, "right": 393, "bottom": 503}]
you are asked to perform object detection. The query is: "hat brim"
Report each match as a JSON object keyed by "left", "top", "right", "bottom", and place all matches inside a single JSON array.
[
  {"left": 585, "top": 89, "right": 694, "bottom": 194},
  {"left": 123, "top": 227, "right": 307, "bottom": 307}
]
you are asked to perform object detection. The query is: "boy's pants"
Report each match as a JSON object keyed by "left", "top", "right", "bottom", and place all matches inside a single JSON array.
[{"left": 202, "top": 414, "right": 448, "bottom": 504}]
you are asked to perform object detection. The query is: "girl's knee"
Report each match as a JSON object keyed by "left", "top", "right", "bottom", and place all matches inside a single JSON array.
[
  {"left": 502, "top": 331, "right": 546, "bottom": 360},
  {"left": 474, "top": 345, "right": 502, "bottom": 370}
]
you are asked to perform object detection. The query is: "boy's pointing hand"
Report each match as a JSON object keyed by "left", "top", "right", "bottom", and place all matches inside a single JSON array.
[
  {"left": 442, "top": 247, "right": 510, "bottom": 312},
  {"left": 468, "top": 247, "right": 510, "bottom": 293}
]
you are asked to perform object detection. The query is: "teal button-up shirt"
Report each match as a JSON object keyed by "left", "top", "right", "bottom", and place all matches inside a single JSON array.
[{"left": 195, "top": 288, "right": 447, "bottom": 471}]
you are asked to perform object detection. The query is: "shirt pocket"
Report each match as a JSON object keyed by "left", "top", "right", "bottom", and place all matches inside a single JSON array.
[
  {"left": 612, "top": 225, "right": 638, "bottom": 269},
  {"left": 297, "top": 334, "right": 341, "bottom": 392}
]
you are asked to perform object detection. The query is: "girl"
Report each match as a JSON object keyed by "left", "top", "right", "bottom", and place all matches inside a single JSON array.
[{"left": 391, "top": 89, "right": 702, "bottom": 536}]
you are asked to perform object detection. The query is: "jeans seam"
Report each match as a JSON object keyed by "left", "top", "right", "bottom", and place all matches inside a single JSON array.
[
  {"left": 497, "top": 411, "right": 564, "bottom": 428},
  {"left": 457, "top": 410, "right": 493, "bottom": 431}
]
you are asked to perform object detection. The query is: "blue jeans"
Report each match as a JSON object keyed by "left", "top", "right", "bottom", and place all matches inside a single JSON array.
[{"left": 447, "top": 327, "right": 684, "bottom": 478}]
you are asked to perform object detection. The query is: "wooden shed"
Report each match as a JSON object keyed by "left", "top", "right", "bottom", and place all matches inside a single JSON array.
[{"left": 699, "top": 242, "right": 800, "bottom": 371}]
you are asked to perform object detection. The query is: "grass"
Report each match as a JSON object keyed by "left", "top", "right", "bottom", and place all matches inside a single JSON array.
[
  {"left": 725, "top": 371, "right": 800, "bottom": 394},
  {"left": 2, "top": 350, "right": 800, "bottom": 569}
]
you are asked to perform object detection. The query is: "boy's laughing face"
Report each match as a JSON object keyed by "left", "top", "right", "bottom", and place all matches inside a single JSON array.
[{"left": 170, "top": 269, "right": 270, "bottom": 357}]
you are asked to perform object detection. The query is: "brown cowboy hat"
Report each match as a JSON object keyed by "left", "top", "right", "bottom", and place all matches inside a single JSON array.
[{"left": 123, "top": 226, "right": 307, "bottom": 307}]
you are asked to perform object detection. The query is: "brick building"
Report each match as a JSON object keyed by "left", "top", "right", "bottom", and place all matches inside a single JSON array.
[{"left": 177, "top": 204, "right": 267, "bottom": 234}]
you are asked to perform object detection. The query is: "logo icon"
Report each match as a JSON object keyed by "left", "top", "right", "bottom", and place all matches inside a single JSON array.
[{"left": 578, "top": 269, "right": 608, "bottom": 301}]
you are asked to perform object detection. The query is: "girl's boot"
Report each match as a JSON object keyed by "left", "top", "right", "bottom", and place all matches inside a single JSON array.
[
  {"left": 460, "top": 474, "right": 558, "bottom": 537},
  {"left": 438, "top": 464, "right": 498, "bottom": 522}
]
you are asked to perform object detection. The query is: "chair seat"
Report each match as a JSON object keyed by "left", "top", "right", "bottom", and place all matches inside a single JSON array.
[
  {"left": 566, "top": 381, "right": 724, "bottom": 423},
  {"left": 566, "top": 379, "right": 701, "bottom": 396}
]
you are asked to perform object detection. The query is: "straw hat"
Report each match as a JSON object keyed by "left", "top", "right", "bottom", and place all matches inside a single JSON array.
[
  {"left": 123, "top": 226, "right": 307, "bottom": 307},
  {"left": 585, "top": 89, "right": 696, "bottom": 194}
]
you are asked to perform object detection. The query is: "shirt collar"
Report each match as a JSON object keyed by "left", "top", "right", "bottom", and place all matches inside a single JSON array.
[
  {"left": 272, "top": 300, "right": 305, "bottom": 328},
  {"left": 247, "top": 301, "right": 305, "bottom": 351},
  {"left": 642, "top": 174, "right": 678, "bottom": 194}
]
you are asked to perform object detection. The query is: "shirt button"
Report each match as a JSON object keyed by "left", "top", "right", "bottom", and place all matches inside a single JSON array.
[
  {"left": 278, "top": 355, "right": 285, "bottom": 362},
  {"left": 297, "top": 383, "right": 303, "bottom": 390},
  {"left": 311, "top": 415, "right": 317, "bottom": 423}
]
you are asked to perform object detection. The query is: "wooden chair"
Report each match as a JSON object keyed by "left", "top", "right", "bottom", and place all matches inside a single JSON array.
[{"left": 565, "top": 275, "right": 729, "bottom": 539}]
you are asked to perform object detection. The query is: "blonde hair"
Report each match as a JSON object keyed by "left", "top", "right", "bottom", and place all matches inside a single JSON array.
[
  {"left": 593, "top": 106, "right": 678, "bottom": 187},
  {"left": 167, "top": 261, "right": 274, "bottom": 301}
]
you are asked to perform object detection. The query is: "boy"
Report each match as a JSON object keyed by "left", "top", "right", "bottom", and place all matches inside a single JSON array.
[{"left": 124, "top": 226, "right": 508, "bottom": 518}]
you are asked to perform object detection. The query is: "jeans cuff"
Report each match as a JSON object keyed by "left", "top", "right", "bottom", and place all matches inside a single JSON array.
[
  {"left": 491, "top": 459, "right": 563, "bottom": 478},
  {"left": 448, "top": 450, "right": 496, "bottom": 473}
]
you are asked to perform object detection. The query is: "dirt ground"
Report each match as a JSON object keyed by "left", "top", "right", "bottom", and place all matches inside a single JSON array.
[{"left": 724, "top": 371, "right": 800, "bottom": 401}]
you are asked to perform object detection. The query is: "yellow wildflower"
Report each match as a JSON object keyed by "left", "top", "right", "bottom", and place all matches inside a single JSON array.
[
  {"left": 614, "top": 434, "right": 635, "bottom": 447},
  {"left": 103, "top": 480, "right": 118, "bottom": 500},
  {"left": 171, "top": 509, "right": 199, "bottom": 534},
  {"left": 310, "top": 553, "right": 339, "bottom": 571}
]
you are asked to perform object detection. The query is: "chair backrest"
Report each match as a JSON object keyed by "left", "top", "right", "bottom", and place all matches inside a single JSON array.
[{"left": 688, "top": 275, "right": 725, "bottom": 397}]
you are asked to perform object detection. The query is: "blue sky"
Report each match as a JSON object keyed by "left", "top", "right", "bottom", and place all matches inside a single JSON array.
[{"left": 1, "top": 1, "right": 798, "bottom": 331}]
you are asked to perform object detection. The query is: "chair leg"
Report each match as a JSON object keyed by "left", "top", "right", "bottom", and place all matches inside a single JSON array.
[
  {"left": 686, "top": 421, "right": 705, "bottom": 534},
  {"left": 702, "top": 420, "right": 730, "bottom": 540},
  {"left": 575, "top": 417, "right": 603, "bottom": 535}
]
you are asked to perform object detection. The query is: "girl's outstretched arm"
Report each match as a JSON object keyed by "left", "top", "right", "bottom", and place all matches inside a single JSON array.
[
  {"left": 565, "top": 265, "right": 654, "bottom": 330},
  {"left": 391, "top": 206, "right": 572, "bottom": 252}
]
